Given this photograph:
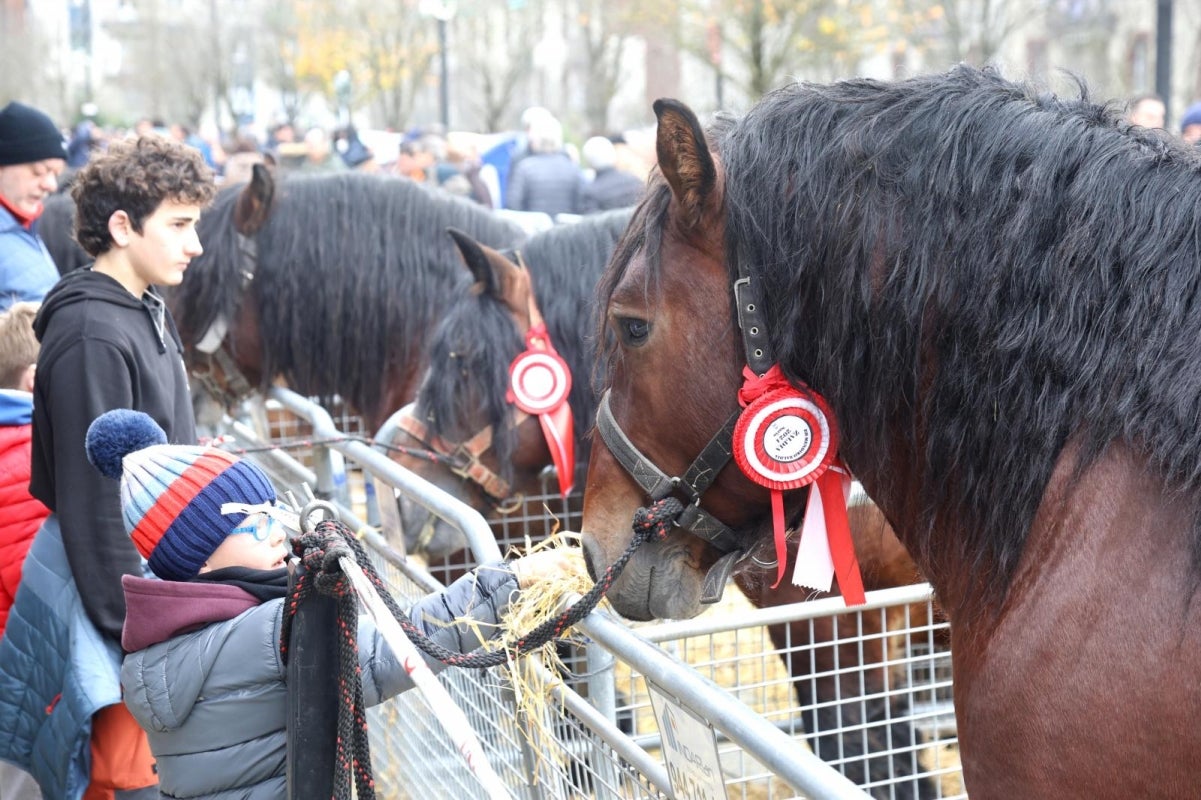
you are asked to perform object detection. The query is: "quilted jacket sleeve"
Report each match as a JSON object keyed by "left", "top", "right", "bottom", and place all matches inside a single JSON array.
[{"left": 360, "top": 561, "right": 519, "bottom": 706}]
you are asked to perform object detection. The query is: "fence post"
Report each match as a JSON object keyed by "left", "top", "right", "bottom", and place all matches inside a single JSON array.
[{"left": 285, "top": 562, "right": 340, "bottom": 799}]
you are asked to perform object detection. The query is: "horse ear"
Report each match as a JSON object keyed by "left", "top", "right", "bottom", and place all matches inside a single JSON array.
[
  {"left": 233, "top": 163, "right": 275, "bottom": 236},
  {"left": 447, "top": 228, "right": 531, "bottom": 322},
  {"left": 653, "top": 98, "right": 716, "bottom": 227},
  {"left": 447, "top": 227, "right": 497, "bottom": 293}
]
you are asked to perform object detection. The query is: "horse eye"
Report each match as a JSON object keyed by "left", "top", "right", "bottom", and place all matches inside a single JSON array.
[{"left": 616, "top": 317, "right": 651, "bottom": 347}]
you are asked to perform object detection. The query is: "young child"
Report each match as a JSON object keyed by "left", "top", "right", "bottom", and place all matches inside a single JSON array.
[
  {"left": 85, "top": 408, "right": 574, "bottom": 798},
  {"left": 0, "top": 301, "right": 48, "bottom": 639}
]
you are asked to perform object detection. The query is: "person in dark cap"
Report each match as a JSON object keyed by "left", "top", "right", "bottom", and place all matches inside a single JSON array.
[
  {"left": 1180, "top": 101, "right": 1201, "bottom": 146},
  {"left": 0, "top": 101, "right": 68, "bottom": 311}
]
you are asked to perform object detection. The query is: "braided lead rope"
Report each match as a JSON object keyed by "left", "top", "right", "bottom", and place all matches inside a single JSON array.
[
  {"left": 283, "top": 528, "right": 377, "bottom": 800},
  {"left": 381, "top": 496, "right": 682, "bottom": 669},
  {"left": 299, "top": 498, "right": 682, "bottom": 670}
]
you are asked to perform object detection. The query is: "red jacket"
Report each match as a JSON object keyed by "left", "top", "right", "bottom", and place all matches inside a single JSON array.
[{"left": 0, "top": 423, "right": 50, "bottom": 638}]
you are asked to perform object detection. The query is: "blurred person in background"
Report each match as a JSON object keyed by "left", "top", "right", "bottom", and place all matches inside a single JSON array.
[
  {"left": 1180, "top": 101, "right": 1201, "bottom": 146},
  {"left": 221, "top": 135, "right": 266, "bottom": 185},
  {"left": 505, "top": 112, "right": 580, "bottom": 217},
  {"left": 333, "top": 125, "right": 376, "bottom": 172},
  {"left": 0, "top": 101, "right": 68, "bottom": 312},
  {"left": 580, "top": 135, "right": 644, "bottom": 213},
  {"left": 1126, "top": 93, "right": 1165, "bottom": 130},
  {"left": 295, "top": 127, "right": 345, "bottom": 174}
]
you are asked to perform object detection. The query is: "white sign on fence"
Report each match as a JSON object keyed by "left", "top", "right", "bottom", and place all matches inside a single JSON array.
[
  {"left": 372, "top": 478, "right": 405, "bottom": 555},
  {"left": 647, "top": 680, "right": 727, "bottom": 800}
]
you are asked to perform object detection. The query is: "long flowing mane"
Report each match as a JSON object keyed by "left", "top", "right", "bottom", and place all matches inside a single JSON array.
[
  {"left": 418, "top": 208, "right": 633, "bottom": 477},
  {"left": 716, "top": 65, "right": 1201, "bottom": 605},
  {"left": 172, "top": 173, "right": 523, "bottom": 419}
]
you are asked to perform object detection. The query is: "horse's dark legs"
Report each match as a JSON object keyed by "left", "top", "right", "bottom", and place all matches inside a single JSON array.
[{"left": 765, "top": 612, "right": 940, "bottom": 800}]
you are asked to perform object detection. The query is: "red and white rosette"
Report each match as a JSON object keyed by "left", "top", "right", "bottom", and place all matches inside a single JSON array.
[
  {"left": 733, "top": 365, "right": 865, "bottom": 604},
  {"left": 507, "top": 322, "right": 575, "bottom": 496},
  {"left": 733, "top": 390, "right": 835, "bottom": 492},
  {"left": 508, "top": 349, "right": 571, "bottom": 415}
]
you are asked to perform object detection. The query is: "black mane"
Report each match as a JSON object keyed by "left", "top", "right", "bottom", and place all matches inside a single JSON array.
[
  {"left": 418, "top": 208, "right": 633, "bottom": 479},
  {"left": 171, "top": 173, "right": 523, "bottom": 421},
  {"left": 715, "top": 65, "right": 1201, "bottom": 607}
]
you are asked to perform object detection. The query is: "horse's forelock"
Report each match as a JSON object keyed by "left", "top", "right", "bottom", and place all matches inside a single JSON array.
[{"left": 594, "top": 184, "right": 671, "bottom": 379}]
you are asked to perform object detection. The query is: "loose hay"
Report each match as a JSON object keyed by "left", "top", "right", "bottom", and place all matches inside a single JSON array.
[{"left": 470, "top": 530, "right": 600, "bottom": 782}]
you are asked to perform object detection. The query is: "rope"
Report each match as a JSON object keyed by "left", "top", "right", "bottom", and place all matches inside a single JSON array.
[
  {"left": 285, "top": 498, "right": 682, "bottom": 671},
  {"left": 206, "top": 433, "right": 461, "bottom": 468},
  {"left": 276, "top": 499, "right": 684, "bottom": 795}
]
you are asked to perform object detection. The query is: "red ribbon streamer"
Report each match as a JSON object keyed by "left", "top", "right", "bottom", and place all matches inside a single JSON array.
[{"left": 818, "top": 466, "right": 865, "bottom": 605}]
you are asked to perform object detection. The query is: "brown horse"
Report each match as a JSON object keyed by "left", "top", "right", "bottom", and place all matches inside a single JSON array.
[
  {"left": 169, "top": 165, "right": 524, "bottom": 433},
  {"left": 391, "top": 225, "right": 941, "bottom": 797},
  {"left": 580, "top": 66, "right": 1201, "bottom": 798}
]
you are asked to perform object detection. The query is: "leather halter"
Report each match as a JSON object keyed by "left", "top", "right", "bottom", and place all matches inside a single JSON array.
[
  {"left": 393, "top": 403, "right": 525, "bottom": 513},
  {"left": 593, "top": 250, "right": 778, "bottom": 602},
  {"left": 190, "top": 232, "right": 260, "bottom": 409}
]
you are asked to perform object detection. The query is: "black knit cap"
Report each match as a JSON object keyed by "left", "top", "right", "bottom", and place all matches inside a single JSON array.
[{"left": 0, "top": 102, "right": 68, "bottom": 166}]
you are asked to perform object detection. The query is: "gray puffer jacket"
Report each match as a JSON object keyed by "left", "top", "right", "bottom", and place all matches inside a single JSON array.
[{"left": 119, "top": 562, "right": 519, "bottom": 799}]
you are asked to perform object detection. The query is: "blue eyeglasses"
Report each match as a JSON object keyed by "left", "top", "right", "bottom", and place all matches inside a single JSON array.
[{"left": 230, "top": 512, "right": 281, "bottom": 542}]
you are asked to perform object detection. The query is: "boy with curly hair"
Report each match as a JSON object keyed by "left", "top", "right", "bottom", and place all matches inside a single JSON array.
[{"left": 0, "top": 135, "right": 214, "bottom": 799}]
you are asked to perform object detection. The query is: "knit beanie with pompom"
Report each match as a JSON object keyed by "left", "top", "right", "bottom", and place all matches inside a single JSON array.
[{"left": 86, "top": 409, "right": 276, "bottom": 580}]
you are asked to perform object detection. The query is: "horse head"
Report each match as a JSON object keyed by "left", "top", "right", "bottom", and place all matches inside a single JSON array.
[
  {"left": 174, "top": 164, "right": 277, "bottom": 412},
  {"left": 390, "top": 228, "right": 554, "bottom": 560},
  {"left": 580, "top": 99, "right": 791, "bottom": 621}
]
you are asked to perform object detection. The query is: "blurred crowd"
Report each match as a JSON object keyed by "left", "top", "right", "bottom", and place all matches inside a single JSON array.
[{"left": 55, "top": 104, "right": 654, "bottom": 221}]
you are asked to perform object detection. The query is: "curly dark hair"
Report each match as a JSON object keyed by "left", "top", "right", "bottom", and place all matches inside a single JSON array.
[{"left": 71, "top": 135, "right": 215, "bottom": 256}]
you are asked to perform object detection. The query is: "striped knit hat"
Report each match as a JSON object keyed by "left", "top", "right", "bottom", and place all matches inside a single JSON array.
[{"left": 85, "top": 409, "right": 276, "bottom": 581}]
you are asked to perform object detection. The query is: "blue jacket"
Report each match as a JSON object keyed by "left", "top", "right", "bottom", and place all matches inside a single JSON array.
[
  {"left": 0, "top": 206, "right": 59, "bottom": 311},
  {"left": 0, "top": 515, "right": 124, "bottom": 800}
]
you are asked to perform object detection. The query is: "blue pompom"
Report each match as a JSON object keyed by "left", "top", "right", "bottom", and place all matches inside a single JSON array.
[{"left": 86, "top": 409, "right": 168, "bottom": 480}]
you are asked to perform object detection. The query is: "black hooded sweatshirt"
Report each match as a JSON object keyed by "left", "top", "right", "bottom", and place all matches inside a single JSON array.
[{"left": 30, "top": 268, "right": 196, "bottom": 643}]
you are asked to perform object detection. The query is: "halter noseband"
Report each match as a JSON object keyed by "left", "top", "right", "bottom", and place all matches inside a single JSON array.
[
  {"left": 593, "top": 250, "right": 778, "bottom": 603},
  {"left": 393, "top": 403, "right": 526, "bottom": 514}
]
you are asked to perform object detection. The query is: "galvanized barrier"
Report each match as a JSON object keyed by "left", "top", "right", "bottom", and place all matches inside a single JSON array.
[{"left": 219, "top": 388, "right": 962, "bottom": 799}]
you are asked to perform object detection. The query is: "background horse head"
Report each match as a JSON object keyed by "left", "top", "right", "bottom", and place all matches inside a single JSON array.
[
  {"left": 582, "top": 64, "right": 1201, "bottom": 797},
  {"left": 170, "top": 166, "right": 524, "bottom": 432},
  {"left": 390, "top": 208, "right": 632, "bottom": 559}
]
